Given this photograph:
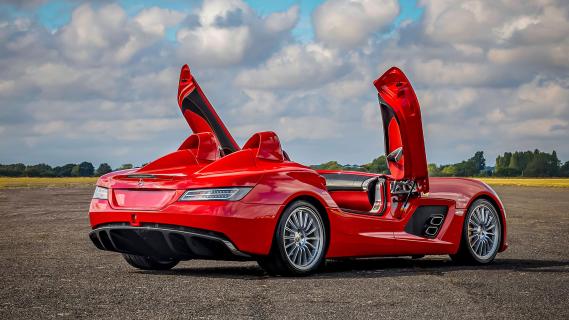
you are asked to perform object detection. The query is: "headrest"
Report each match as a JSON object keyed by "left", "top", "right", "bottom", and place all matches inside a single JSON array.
[
  {"left": 242, "top": 131, "right": 285, "bottom": 161},
  {"left": 178, "top": 132, "right": 221, "bottom": 162}
]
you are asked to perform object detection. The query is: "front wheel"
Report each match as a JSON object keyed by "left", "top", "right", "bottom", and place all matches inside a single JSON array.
[
  {"left": 122, "top": 254, "right": 179, "bottom": 270},
  {"left": 451, "top": 199, "right": 502, "bottom": 264},
  {"left": 258, "top": 200, "right": 327, "bottom": 276}
]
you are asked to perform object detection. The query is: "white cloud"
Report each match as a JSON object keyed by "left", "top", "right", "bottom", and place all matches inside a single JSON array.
[
  {"left": 277, "top": 116, "right": 342, "bottom": 141},
  {"left": 362, "top": 102, "right": 381, "bottom": 130},
  {"left": 313, "top": 0, "right": 399, "bottom": 49},
  {"left": 83, "top": 118, "right": 185, "bottom": 141},
  {"left": 233, "top": 116, "right": 342, "bottom": 142},
  {"left": 197, "top": 0, "right": 251, "bottom": 26},
  {"left": 176, "top": 0, "right": 299, "bottom": 66},
  {"left": 507, "top": 77, "right": 569, "bottom": 118},
  {"left": 231, "top": 89, "right": 282, "bottom": 118},
  {"left": 419, "top": 0, "right": 569, "bottom": 71},
  {"left": 417, "top": 87, "right": 477, "bottom": 114},
  {"left": 235, "top": 44, "right": 345, "bottom": 89},
  {"left": 1, "top": 0, "right": 569, "bottom": 168},
  {"left": 134, "top": 7, "right": 186, "bottom": 36},
  {"left": 264, "top": 5, "right": 300, "bottom": 33},
  {"left": 177, "top": 25, "right": 251, "bottom": 66},
  {"left": 0, "top": 79, "right": 16, "bottom": 97},
  {"left": 58, "top": 4, "right": 184, "bottom": 65},
  {"left": 493, "top": 16, "right": 540, "bottom": 42},
  {"left": 58, "top": 4, "right": 128, "bottom": 63},
  {"left": 420, "top": 0, "right": 496, "bottom": 45},
  {"left": 509, "top": 119, "right": 568, "bottom": 138},
  {"left": 411, "top": 59, "right": 492, "bottom": 87}
]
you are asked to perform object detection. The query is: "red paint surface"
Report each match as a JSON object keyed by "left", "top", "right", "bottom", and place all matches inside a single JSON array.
[
  {"left": 374, "top": 67, "right": 429, "bottom": 193},
  {"left": 89, "top": 65, "right": 508, "bottom": 259},
  {"left": 177, "top": 64, "right": 239, "bottom": 152}
]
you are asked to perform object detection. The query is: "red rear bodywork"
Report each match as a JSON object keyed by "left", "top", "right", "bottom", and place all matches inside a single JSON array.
[{"left": 88, "top": 65, "right": 507, "bottom": 263}]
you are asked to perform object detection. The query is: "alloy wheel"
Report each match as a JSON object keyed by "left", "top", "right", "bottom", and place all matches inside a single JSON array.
[
  {"left": 282, "top": 206, "right": 324, "bottom": 271},
  {"left": 467, "top": 203, "right": 500, "bottom": 260}
]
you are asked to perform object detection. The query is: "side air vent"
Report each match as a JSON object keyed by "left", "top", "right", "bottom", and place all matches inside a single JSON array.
[{"left": 404, "top": 206, "right": 448, "bottom": 239}]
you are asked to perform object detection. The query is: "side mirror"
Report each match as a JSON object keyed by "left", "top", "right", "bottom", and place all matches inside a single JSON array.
[{"left": 386, "top": 147, "right": 403, "bottom": 162}]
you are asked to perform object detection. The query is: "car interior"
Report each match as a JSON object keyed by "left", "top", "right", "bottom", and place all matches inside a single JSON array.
[{"left": 320, "top": 173, "right": 387, "bottom": 215}]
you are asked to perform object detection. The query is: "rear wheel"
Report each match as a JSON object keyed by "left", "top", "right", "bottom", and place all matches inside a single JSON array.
[
  {"left": 122, "top": 254, "right": 179, "bottom": 270},
  {"left": 451, "top": 199, "right": 502, "bottom": 264},
  {"left": 258, "top": 200, "right": 327, "bottom": 276}
]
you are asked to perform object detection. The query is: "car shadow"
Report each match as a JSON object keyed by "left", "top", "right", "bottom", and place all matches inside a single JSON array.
[{"left": 137, "top": 257, "right": 569, "bottom": 280}]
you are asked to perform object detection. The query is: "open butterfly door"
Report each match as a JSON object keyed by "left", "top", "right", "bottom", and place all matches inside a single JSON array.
[
  {"left": 177, "top": 64, "right": 240, "bottom": 155},
  {"left": 374, "top": 67, "right": 429, "bottom": 193}
]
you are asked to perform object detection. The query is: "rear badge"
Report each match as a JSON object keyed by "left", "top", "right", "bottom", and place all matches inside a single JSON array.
[{"left": 138, "top": 179, "right": 144, "bottom": 187}]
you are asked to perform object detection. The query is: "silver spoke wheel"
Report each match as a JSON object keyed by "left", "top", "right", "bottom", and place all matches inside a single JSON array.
[
  {"left": 283, "top": 206, "right": 324, "bottom": 271},
  {"left": 467, "top": 203, "right": 500, "bottom": 261}
]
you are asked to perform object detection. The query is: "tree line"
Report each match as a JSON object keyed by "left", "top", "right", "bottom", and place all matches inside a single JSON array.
[
  {"left": 2, "top": 149, "right": 568, "bottom": 177},
  {"left": 494, "top": 150, "right": 565, "bottom": 177},
  {"left": 0, "top": 162, "right": 136, "bottom": 177},
  {"left": 312, "top": 149, "right": 569, "bottom": 177}
]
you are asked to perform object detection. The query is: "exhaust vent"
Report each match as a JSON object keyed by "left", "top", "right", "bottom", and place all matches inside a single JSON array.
[
  {"left": 404, "top": 206, "right": 448, "bottom": 239},
  {"left": 424, "top": 226, "right": 439, "bottom": 237}
]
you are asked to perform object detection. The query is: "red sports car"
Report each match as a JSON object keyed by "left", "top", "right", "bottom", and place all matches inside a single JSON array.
[{"left": 89, "top": 65, "right": 508, "bottom": 275}]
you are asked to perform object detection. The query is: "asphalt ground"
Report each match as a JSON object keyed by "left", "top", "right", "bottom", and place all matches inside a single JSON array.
[{"left": 0, "top": 186, "right": 568, "bottom": 319}]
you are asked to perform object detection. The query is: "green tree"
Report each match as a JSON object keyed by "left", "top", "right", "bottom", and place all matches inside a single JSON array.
[
  {"left": 311, "top": 161, "right": 346, "bottom": 171},
  {"left": 547, "top": 150, "right": 561, "bottom": 177},
  {"left": 70, "top": 165, "right": 80, "bottom": 177},
  {"left": 495, "top": 152, "right": 511, "bottom": 175},
  {"left": 494, "top": 149, "right": 563, "bottom": 177},
  {"left": 428, "top": 163, "right": 441, "bottom": 176},
  {"left": 441, "top": 165, "right": 458, "bottom": 176},
  {"left": 497, "top": 167, "right": 521, "bottom": 177},
  {"left": 363, "top": 155, "right": 388, "bottom": 174},
  {"left": 560, "top": 161, "right": 569, "bottom": 177},
  {"left": 53, "top": 163, "right": 76, "bottom": 177},
  {"left": 524, "top": 157, "right": 547, "bottom": 177},
  {"left": 470, "top": 151, "right": 486, "bottom": 172},
  {"left": 0, "top": 163, "right": 26, "bottom": 176},
  {"left": 96, "top": 163, "right": 113, "bottom": 176},
  {"left": 77, "top": 162, "right": 94, "bottom": 176},
  {"left": 508, "top": 153, "right": 520, "bottom": 171},
  {"left": 24, "top": 164, "right": 55, "bottom": 177}
]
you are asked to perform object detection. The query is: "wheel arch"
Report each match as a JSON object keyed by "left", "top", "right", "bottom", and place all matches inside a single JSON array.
[
  {"left": 290, "top": 195, "right": 331, "bottom": 241},
  {"left": 267, "top": 193, "right": 332, "bottom": 257},
  {"left": 468, "top": 193, "right": 508, "bottom": 253}
]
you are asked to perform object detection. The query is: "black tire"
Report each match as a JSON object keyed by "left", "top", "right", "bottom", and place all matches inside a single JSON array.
[
  {"left": 451, "top": 199, "right": 502, "bottom": 265},
  {"left": 122, "top": 254, "right": 179, "bottom": 270},
  {"left": 258, "top": 200, "right": 327, "bottom": 276}
]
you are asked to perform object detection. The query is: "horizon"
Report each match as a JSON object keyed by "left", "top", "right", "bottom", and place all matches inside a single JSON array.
[
  {"left": 1, "top": 0, "right": 568, "bottom": 168},
  {"left": 1, "top": 148, "right": 566, "bottom": 169}
]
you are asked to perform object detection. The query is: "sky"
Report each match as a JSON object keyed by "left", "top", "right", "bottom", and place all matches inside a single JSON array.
[{"left": 0, "top": 0, "right": 568, "bottom": 168}]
